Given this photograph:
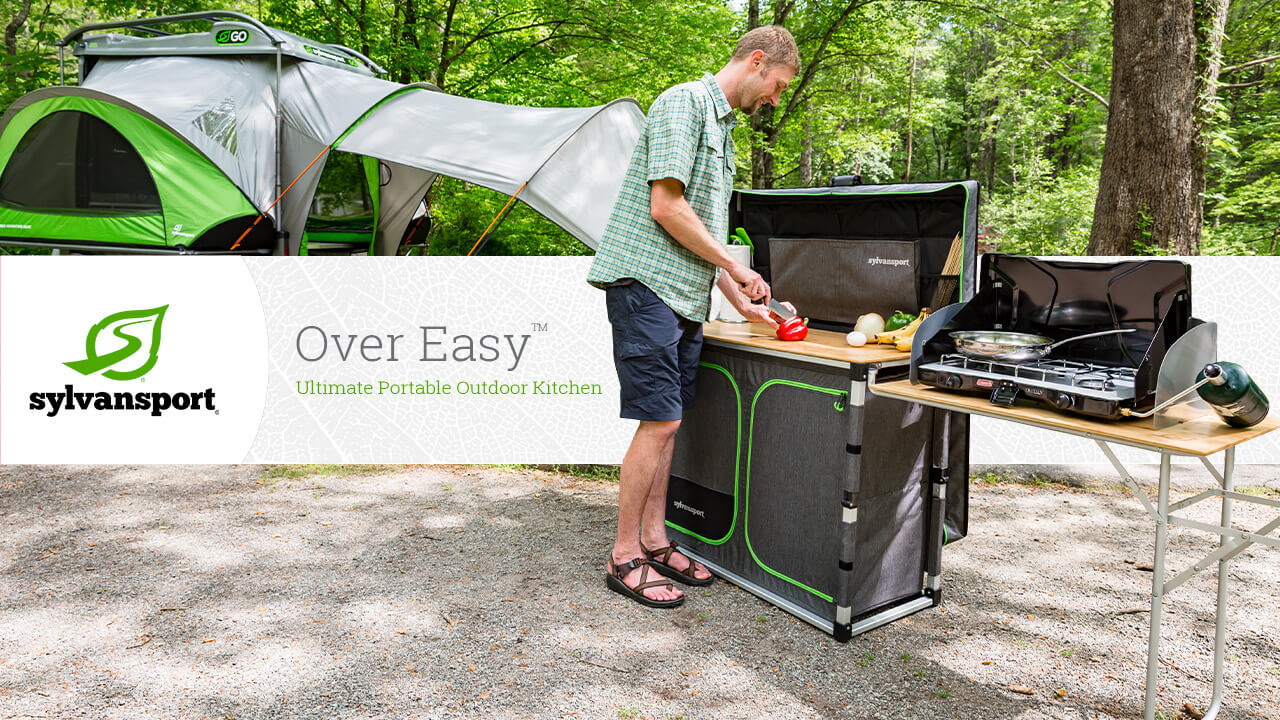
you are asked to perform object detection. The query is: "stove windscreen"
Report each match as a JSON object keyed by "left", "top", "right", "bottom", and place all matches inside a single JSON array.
[{"left": 919, "top": 255, "right": 1191, "bottom": 403}]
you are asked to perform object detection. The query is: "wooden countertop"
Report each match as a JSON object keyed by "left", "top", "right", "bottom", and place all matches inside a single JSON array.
[
  {"left": 870, "top": 378, "right": 1280, "bottom": 456},
  {"left": 703, "top": 321, "right": 911, "bottom": 365}
]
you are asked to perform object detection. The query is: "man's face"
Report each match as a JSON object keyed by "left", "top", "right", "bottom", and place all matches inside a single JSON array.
[{"left": 741, "top": 60, "right": 794, "bottom": 114}]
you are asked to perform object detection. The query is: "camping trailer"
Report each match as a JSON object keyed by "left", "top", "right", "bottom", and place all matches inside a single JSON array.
[{"left": 0, "top": 11, "right": 643, "bottom": 255}]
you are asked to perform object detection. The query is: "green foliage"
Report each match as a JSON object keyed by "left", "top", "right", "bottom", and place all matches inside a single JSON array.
[
  {"left": 1, "top": 0, "right": 1275, "bottom": 256},
  {"left": 981, "top": 164, "right": 1098, "bottom": 255}
]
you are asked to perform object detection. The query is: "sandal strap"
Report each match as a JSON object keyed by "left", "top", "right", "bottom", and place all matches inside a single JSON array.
[
  {"left": 642, "top": 540, "right": 678, "bottom": 564},
  {"left": 609, "top": 555, "right": 676, "bottom": 596},
  {"left": 645, "top": 540, "right": 706, "bottom": 578},
  {"left": 608, "top": 555, "right": 646, "bottom": 579}
]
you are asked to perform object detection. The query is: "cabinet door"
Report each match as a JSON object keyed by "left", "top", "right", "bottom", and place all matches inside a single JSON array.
[
  {"left": 745, "top": 378, "right": 849, "bottom": 603},
  {"left": 666, "top": 361, "right": 742, "bottom": 544}
]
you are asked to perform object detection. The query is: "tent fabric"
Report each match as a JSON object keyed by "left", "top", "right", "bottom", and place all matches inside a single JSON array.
[
  {"left": 82, "top": 57, "right": 278, "bottom": 216},
  {"left": 374, "top": 162, "right": 437, "bottom": 256},
  {"left": 0, "top": 90, "right": 258, "bottom": 246},
  {"left": 275, "top": 60, "right": 644, "bottom": 253}
]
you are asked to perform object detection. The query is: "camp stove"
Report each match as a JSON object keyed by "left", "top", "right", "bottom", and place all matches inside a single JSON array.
[
  {"left": 919, "top": 354, "right": 1139, "bottom": 417},
  {"left": 911, "top": 255, "right": 1193, "bottom": 420}
]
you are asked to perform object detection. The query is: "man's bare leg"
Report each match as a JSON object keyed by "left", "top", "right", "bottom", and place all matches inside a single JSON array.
[
  {"left": 610, "top": 419, "right": 683, "bottom": 602},
  {"left": 638, "top": 427, "right": 712, "bottom": 581}
]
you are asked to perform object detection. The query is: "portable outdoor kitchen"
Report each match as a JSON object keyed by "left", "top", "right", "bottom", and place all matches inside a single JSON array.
[
  {"left": 873, "top": 254, "right": 1280, "bottom": 720},
  {"left": 665, "top": 180, "right": 978, "bottom": 640},
  {"left": 0, "top": 11, "right": 643, "bottom": 255}
]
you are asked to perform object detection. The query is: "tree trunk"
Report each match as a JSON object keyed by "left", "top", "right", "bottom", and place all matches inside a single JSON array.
[
  {"left": 435, "top": 0, "right": 460, "bottom": 90},
  {"left": 799, "top": 118, "right": 813, "bottom": 186},
  {"left": 397, "top": 0, "right": 420, "bottom": 84},
  {"left": 1087, "top": 0, "right": 1213, "bottom": 255},
  {"left": 904, "top": 33, "right": 918, "bottom": 182},
  {"left": 751, "top": 105, "right": 777, "bottom": 189},
  {"left": 4, "top": 0, "right": 32, "bottom": 59}
]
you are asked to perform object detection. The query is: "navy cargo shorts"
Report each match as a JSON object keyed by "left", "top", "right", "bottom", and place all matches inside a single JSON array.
[{"left": 604, "top": 280, "right": 703, "bottom": 422}]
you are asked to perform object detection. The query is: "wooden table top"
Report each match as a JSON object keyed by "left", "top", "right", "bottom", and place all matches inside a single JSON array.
[
  {"left": 703, "top": 321, "right": 910, "bottom": 366},
  {"left": 870, "top": 378, "right": 1280, "bottom": 456}
]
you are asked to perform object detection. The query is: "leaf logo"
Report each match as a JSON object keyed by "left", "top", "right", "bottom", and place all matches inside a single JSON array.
[{"left": 64, "top": 306, "right": 168, "bottom": 381}]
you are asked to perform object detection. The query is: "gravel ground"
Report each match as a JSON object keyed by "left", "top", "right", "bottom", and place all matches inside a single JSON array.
[{"left": 0, "top": 464, "right": 1277, "bottom": 720}]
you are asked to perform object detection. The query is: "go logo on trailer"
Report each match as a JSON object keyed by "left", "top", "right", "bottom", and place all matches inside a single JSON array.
[
  {"left": 28, "top": 305, "right": 218, "bottom": 418},
  {"left": 215, "top": 28, "right": 251, "bottom": 45}
]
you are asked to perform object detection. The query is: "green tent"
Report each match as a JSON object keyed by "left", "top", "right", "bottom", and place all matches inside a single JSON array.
[{"left": 0, "top": 11, "right": 643, "bottom": 255}]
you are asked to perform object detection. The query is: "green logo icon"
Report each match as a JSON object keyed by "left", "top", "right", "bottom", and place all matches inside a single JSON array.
[
  {"left": 64, "top": 306, "right": 169, "bottom": 381},
  {"left": 215, "top": 28, "right": 250, "bottom": 45}
]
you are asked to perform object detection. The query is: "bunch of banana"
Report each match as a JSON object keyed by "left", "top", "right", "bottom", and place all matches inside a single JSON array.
[{"left": 876, "top": 309, "right": 931, "bottom": 351}]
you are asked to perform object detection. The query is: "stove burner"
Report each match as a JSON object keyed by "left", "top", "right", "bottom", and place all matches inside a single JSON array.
[
  {"left": 920, "top": 353, "right": 1139, "bottom": 412},
  {"left": 1075, "top": 377, "right": 1110, "bottom": 390}
]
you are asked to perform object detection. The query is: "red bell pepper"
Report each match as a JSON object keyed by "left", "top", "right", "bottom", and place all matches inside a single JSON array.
[{"left": 776, "top": 316, "right": 808, "bottom": 341}]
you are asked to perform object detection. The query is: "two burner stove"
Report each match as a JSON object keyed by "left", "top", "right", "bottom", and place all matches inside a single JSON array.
[{"left": 918, "top": 354, "right": 1139, "bottom": 418}]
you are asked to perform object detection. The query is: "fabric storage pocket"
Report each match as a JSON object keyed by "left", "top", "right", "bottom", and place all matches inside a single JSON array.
[{"left": 769, "top": 237, "right": 920, "bottom": 326}]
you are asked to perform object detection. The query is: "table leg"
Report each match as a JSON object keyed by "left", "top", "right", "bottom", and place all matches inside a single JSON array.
[
  {"left": 1203, "top": 446, "right": 1235, "bottom": 720},
  {"left": 1144, "top": 452, "right": 1172, "bottom": 720}
]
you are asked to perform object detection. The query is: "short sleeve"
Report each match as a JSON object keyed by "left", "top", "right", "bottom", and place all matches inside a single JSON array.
[{"left": 644, "top": 88, "right": 701, "bottom": 187}]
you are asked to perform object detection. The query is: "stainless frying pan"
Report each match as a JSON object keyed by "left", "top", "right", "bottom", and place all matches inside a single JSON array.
[{"left": 949, "top": 328, "right": 1136, "bottom": 362}]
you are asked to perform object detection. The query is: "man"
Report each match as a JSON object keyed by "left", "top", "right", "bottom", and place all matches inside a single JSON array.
[{"left": 587, "top": 26, "right": 800, "bottom": 607}]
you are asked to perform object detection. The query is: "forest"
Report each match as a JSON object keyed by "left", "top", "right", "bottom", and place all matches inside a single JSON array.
[{"left": 2, "top": 0, "right": 1276, "bottom": 256}]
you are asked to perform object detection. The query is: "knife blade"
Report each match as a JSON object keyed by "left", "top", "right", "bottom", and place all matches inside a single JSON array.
[{"left": 766, "top": 298, "right": 796, "bottom": 320}]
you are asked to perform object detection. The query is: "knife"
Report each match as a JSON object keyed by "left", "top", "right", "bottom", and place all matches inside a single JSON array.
[{"left": 765, "top": 298, "right": 796, "bottom": 320}]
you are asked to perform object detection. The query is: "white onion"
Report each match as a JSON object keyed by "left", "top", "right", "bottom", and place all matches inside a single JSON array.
[{"left": 853, "top": 313, "right": 885, "bottom": 337}]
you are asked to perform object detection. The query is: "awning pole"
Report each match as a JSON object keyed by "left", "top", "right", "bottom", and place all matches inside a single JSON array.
[
  {"left": 466, "top": 181, "right": 527, "bottom": 256},
  {"left": 274, "top": 44, "right": 285, "bottom": 255}
]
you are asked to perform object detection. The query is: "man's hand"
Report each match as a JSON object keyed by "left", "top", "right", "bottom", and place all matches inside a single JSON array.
[
  {"left": 727, "top": 262, "right": 769, "bottom": 303},
  {"left": 739, "top": 302, "right": 780, "bottom": 327}
]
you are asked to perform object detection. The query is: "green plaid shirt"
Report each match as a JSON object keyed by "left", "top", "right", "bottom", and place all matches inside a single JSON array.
[{"left": 587, "top": 73, "right": 737, "bottom": 321}]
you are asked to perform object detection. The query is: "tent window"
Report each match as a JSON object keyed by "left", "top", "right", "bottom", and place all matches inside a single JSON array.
[
  {"left": 310, "top": 152, "right": 375, "bottom": 218},
  {"left": 0, "top": 110, "right": 160, "bottom": 212}
]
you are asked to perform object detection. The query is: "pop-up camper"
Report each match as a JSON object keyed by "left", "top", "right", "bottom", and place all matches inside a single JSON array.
[{"left": 0, "top": 11, "right": 643, "bottom": 255}]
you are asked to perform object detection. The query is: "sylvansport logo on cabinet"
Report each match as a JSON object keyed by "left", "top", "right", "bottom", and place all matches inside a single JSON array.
[{"left": 28, "top": 305, "right": 218, "bottom": 417}]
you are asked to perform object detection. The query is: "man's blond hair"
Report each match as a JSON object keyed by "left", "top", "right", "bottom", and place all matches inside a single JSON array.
[{"left": 732, "top": 26, "right": 800, "bottom": 74}]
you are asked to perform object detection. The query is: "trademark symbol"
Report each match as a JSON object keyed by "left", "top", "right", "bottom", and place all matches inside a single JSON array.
[{"left": 532, "top": 322, "right": 549, "bottom": 332}]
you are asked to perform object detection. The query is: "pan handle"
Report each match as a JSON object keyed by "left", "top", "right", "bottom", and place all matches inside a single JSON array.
[{"left": 1045, "top": 327, "right": 1136, "bottom": 350}]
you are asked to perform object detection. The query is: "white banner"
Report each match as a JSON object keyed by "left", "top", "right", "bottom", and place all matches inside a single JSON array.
[{"left": 1, "top": 255, "right": 1274, "bottom": 464}]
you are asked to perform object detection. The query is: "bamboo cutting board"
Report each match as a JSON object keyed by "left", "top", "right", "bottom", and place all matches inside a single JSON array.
[{"left": 703, "top": 321, "right": 910, "bottom": 365}]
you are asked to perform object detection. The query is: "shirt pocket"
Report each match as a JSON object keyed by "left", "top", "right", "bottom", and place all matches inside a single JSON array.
[
  {"left": 701, "top": 124, "right": 726, "bottom": 161},
  {"left": 703, "top": 125, "right": 736, "bottom": 185}
]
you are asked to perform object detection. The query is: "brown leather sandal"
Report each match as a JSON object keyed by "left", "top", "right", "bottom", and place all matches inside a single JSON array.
[
  {"left": 605, "top": 555, "right": 684, "bottom": 608},
  {"left": 641, "top": 540, "right": 714, "bottom": 586}
]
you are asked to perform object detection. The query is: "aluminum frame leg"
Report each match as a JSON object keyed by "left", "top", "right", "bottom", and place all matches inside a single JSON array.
[
  {"left": 1144, "top": 452, "right": 1172, "bottom": 720},
  {"left": 1203, "top": 446, "right": 1235, "bottom": 720}
]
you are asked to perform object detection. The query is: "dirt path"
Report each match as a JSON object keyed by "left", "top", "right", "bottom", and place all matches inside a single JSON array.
[{"left": 0, "top": 465, "right": 1276, "bottom": 720}]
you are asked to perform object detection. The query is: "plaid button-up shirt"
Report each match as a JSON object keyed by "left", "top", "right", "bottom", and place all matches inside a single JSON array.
[{"left": 587, "top": 73, "right": 737, "bottom": 322}]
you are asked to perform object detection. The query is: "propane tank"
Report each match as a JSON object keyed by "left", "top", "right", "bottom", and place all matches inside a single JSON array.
[{"left": 1196, "top": 362, "right": 1270, "bottom": 428}]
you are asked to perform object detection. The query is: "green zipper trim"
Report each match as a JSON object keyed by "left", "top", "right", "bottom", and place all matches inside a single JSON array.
[
  {"left": 744, "top": 379, "right": 849, "bottom": 603},
  {"left": 665, "top": 361, "right": 741, "bottom": 545},
  {"left": 334, "top": 87, "right": 428, "bottom": 145},
  {"left": 736, "top": 182, "right": 974, "bottom": 302}
]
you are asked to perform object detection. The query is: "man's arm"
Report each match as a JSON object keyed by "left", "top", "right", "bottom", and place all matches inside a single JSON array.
[
  {"left": 650, "top": 178, "right": 769, "bottom": 303},
  {"left": 715, "top": 270, "right": 787, "bottom": 327}
]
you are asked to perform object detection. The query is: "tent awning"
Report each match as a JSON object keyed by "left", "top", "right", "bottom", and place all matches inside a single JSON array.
[{"left": 282, "top": 61, "right": 643, "bottom": 253}]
